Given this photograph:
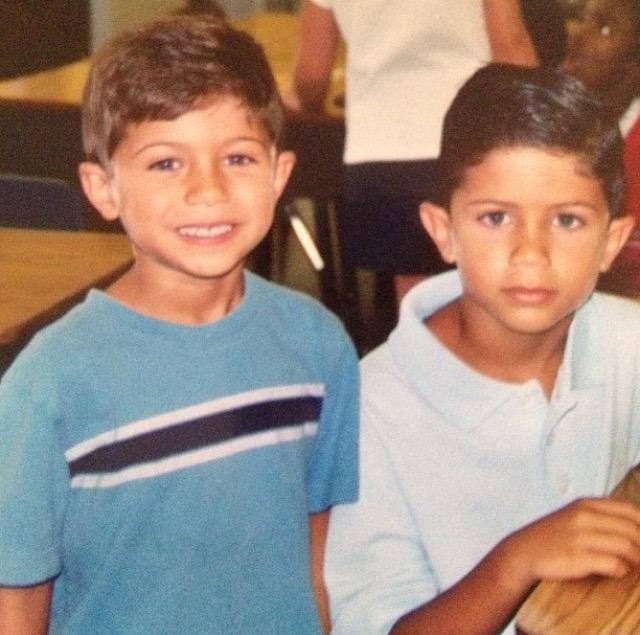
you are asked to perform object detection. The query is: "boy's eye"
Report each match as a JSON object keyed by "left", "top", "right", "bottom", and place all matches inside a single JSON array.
[
  {"left": 225, "top": 154, "right": 257, "bottom": 167},
  {"left": 554, "top": 213, "right": 583, "bottom": 229},
  {"left": 149, "top": 158, "right": 181, "bottom": 171},
  {"left": 479, "top": 211, "right": 509, "bottom": 226}
]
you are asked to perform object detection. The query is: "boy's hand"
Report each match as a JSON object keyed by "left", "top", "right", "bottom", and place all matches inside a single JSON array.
[
  {"left": 498, "top": 498, "right": 640, "bottom": 591},
  {"left": 392, "top": 498, "right": 640, "bottom": 635}
]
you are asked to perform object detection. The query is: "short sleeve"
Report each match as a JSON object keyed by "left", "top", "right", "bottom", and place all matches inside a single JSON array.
[
  {"left": 325, "top": 401, "right": 437, "bottom": 635},
  {"left": 0, "top": 351, "right": 69, "bottom": 585},
  {"left": 305, "top": 316, "right": 359, "bottom": 513}
]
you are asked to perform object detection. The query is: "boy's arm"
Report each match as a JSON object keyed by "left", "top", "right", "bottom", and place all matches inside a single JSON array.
[
  {"left": 310, "top": 510, "right": 331, "bottom": 635},
  {"left": 0, "top": 581, "right": 52, "bottom": 635},
  {"left": 483, "top": 0, "right": 538, "bottom": 66},
  {"left": 327, "top": 400, "right": 640, "bottom": 635},
  {"left": 284, "top": 0, "right": 339, "bottom": 114},
  {"left": 392, "top": 498, "right": 640, "bottom": 634},
  {"left": 326, "top": 408, "right": 440, "bottom": 635}
]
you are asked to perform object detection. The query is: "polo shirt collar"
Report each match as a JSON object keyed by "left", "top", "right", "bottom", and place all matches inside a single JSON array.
[
  {"left": 387, "top": 271, "right": 603, "bottom": 429},
  {"left": 566, "top": 293, "right": 606, "bottom": 390}
]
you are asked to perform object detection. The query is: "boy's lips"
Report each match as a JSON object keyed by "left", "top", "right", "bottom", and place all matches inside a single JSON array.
[
  {"left": 502, "top": 286, "right": 557, "bottom": 305},
  {"left": 177, "top": 223, "right": 234, "bottom": 239}
]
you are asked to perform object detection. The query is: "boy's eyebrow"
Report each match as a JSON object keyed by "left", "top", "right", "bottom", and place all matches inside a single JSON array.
[
  {"left": 131, "top": 135, "right": 271, "bottom": 157},
  {"left": 464, "top": 198, "right": 604, "bottom": 211},
  {"left": 464, "top": 198, "right": 515, "bottom": 206}
]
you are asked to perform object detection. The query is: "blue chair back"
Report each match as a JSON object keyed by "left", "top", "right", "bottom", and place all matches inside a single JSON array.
[{"left": 0, "top": 174, "right": 85, "bottom": 230}]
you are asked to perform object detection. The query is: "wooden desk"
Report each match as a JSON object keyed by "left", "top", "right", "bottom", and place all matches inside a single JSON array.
[
  {"left": 0, "top": 59, "right": 89, "bottom": 106},
  {"left": 0, "top": 228, "right": 131, "bottom": 347}
]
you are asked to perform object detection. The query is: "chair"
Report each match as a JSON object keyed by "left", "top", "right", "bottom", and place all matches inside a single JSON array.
[
  {"left": 251, "top": 115, "right": 348, "bottom": 314},
  {"left": 0, "top": 173, "right": 85, "bottom": 230}
]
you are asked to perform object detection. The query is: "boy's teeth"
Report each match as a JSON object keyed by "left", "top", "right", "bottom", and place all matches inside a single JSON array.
[{"left": 178, "top": 224, "right": 232, "bottom": 238}]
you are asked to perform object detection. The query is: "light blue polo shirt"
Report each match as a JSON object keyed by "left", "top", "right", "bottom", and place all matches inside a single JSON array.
[{"left": 326, "top": 270, "right": 640, "bottom": 635}]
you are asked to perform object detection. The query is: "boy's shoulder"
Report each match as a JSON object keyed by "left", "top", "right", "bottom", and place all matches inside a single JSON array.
[
  {"left": 24, "top": 272, "right": 348, "bottom": 350},
  {"left": 248, "top": 270, "right": 326, "bottom": 311},
  {"left": 589, "top": 289, "right": 640, "bottom": 324},
  {"left": 12, "top": 291, "right": 105, "bottom": 359},
  {"left": 359, "top": 269, "right": 460, "bottom": 374},
  {"left": 2, "top": 290, "right": 115, "bottom": 384},
  {"left": 592, "top": 288, "right": 640, "bottom": 309},
  {"left": 588, "top": 289, "right": 640, "bottom": 344},
  {"left": 247, "top": 271, "right": 352, "bottom": 342},
  {"left": 3, "top": 274, "right": 357, "bottom": 392}
]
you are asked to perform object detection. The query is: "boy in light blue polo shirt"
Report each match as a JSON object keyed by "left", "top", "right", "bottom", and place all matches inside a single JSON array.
[{"left": 326, "top": 63, "right": 640, "bottom": 635}]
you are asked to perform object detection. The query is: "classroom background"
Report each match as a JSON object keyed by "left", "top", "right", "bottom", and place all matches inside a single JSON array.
[{"left": 0, "top": 0, "right": 610, "bottom": 374}]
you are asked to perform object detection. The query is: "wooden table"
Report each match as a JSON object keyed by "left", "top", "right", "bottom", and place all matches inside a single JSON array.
[
  {"left": 0, "top": 228, "right": 132, "bottom": 347},
  {"left": 516, "top": 463, "right": 640, "bottom": 634}
]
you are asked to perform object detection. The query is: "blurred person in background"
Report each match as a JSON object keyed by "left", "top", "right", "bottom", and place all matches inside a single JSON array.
[
  {"left": 286, "top": 0, "right": 537, "bottom": 349},
  {"left": 521, "top": 0, "right": 568, "bottom": 66},
  {"left": 563, "top": 0, "right": 640, "bottom": 295}
]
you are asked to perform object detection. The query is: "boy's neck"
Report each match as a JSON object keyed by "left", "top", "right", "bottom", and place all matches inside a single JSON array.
[
  {"left": 106, "top": 264, "right": 245, "bottom": 325},
  {"left": 426, "top": 299, "right": 571, "bottom": 398}
]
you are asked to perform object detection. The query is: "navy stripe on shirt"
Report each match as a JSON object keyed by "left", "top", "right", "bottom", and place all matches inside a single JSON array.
[{"left": 66, "top": 384, "right": 324, "bottom": 488}]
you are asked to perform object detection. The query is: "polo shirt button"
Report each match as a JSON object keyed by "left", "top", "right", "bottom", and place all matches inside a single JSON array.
[
  {"left": 518, "top": 392, "right": 532, "bottom": 405},
  {"left": 557, "top": 476, "right": 571, "bottom": 495}
]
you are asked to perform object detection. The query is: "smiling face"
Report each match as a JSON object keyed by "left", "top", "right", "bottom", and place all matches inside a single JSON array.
[
  {"left": 80, "top": 95, "right": 294, "bottom": 295},
  {"left": 421, "top": 146, "right": 633, "bottom": 341},
  {"left": 563, "top": 0, "right": 639, "bottom": 94}
]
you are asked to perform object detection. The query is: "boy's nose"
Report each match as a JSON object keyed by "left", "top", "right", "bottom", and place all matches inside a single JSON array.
[
  {"left": 510, "top": 226, "right": 551, "bottom": 266},
  {"left": 185, "top": 166, "right": 226, "bottom": 205}
]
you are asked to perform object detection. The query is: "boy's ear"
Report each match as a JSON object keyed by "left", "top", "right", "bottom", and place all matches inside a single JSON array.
[
  {"left": 419, "top": 201, "right": 457, "bottom": 264},
  {"left": 77, "top": 161, "right": 120, "bottom": 221},
  {"left": 599, "top": 214, "right": 636, "bottom": 273},
  {"left": 273, "top": 150, "right": 296, "bottom": 199}
]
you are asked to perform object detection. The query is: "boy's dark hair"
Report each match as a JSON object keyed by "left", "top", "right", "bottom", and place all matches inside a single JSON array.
[
  {"left": 82, "top": 14, "right": 284, "bottom": 168},
  {"left": 437, "top": 63, "right": 625, "bottom": 216}
]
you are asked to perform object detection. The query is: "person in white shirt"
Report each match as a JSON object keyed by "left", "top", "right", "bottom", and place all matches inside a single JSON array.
[{"left": 286, "top": 1, "right": 537, "bottom": 348}]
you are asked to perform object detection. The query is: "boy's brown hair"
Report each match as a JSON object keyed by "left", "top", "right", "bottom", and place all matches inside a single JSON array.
[{"left": 82, "top": 14, "right": 284, "bottom": 168}]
